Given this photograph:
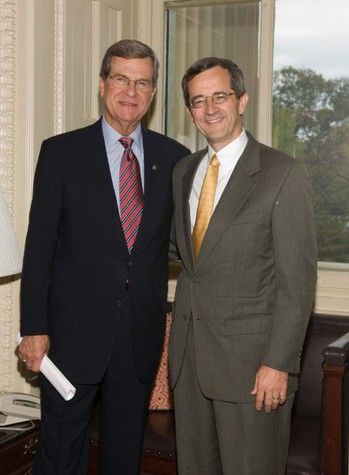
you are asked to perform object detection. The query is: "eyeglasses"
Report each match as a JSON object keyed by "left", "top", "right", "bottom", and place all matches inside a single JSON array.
[
  {"left": 108, "top": 74, "right": 153, "bottom": 92},
  {"left": 189, "top": 91, "right": 237, "bottom": 109}
]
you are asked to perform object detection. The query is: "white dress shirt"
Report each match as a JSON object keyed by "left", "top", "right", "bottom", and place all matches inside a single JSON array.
[{"left": 189, "top": 129, "right": 248, "bottom": 232}]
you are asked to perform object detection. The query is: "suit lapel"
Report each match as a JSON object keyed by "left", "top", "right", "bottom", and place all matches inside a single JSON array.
[
  {"left": 131, "top": 126, "right": 153, "bottom": 252},
  {"left": 181, "top": 150, "right": 206, "bottom": 272},
  {"left": 79, "top": 120, "right": 128, "bottom": 254},
  {"left": 131, "top": 126, "right": 168, "bottom": 253},
  {"left": 194, "top": 135, "right": 261, "bottom": 272}
]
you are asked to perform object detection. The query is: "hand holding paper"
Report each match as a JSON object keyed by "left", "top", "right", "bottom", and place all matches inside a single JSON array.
[{"left": 17, "top": 334, "right": 76, "bottom": 401}]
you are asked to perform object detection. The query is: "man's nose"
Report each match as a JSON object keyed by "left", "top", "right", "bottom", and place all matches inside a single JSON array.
[
  {"left": 124, "top": 81, "right": 137, "bottom": 96},
  {"left": 204, "top": 96, "right": 219, "bottom": 113}
]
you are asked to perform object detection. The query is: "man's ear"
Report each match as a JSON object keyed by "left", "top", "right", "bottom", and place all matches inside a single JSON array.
[
  {"left": 99, "top": 78, "right": 105, "bottom": 98},
  {"left": 239, "top": 93, "right": 249, "bottom": 116},
  {"left": 150, "top": 87, "right": 157, "bottom": 102},
  {"left": 186, "top": 106, "right": 194, "bottom": 123}
]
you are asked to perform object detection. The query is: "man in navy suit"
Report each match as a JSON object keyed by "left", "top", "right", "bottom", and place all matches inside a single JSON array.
[{"left": 18, "top": 39, "right": 189, "bottom": 475}]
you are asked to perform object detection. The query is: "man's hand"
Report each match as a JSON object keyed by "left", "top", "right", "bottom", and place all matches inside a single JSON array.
[
  {"left": 18, "top": 335, "right": 50, "bottom": 372},
  {"left": 251, "top": 365, "right": 288, "bottom": 413}
]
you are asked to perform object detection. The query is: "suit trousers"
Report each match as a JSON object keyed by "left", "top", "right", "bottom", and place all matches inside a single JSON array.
[
  {"left": 34, "top": 301, "right": 152, "bottom": 475},
  {"left": 174, "top": 322, "right": 294, "bottom": 475}
]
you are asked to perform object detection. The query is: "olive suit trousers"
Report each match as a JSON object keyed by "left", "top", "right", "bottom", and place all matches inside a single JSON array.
[{"left": 173, "top": 323, "right": 294, "bottom": 475}]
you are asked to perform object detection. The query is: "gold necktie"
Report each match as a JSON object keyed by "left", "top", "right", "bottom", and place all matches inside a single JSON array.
[{"left": 192, "top": 154, "right": 220, "bottom": 257}]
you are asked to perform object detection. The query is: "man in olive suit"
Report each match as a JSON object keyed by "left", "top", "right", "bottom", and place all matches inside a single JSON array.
[{"left": 169, "top": 57, "right": 317, "bottom": 475}]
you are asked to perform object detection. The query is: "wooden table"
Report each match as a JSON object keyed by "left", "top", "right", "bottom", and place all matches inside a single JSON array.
[{"left": 0, "top": 421, "right": 40, "bottom": 475}]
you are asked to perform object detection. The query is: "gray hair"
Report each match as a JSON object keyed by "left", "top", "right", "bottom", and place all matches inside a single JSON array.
[{"left": 100, "top": 39, "right": 159, "bottom": 86}]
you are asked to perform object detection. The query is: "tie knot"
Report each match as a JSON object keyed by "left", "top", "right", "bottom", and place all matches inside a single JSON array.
[
  {"left": 210, "top": 154, "right": 220, "bottom": 167},
  {"left": 119, "top": 136, "right": 134, "bottom": 151}
]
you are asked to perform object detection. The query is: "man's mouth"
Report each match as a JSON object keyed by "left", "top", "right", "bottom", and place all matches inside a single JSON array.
[
  {"left": 119, "top": 100, "right": 138, "bottom": 107},
  {"left": 205, "top": 116, "right": 224, "bottom": 124}
]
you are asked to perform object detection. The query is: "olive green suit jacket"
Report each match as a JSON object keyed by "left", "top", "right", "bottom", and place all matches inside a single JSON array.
[{"left": 169, "top": 133, "right": 317, "bottom": 402}]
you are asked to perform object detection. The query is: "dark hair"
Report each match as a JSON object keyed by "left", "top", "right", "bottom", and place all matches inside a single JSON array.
[
  {"left": 182, "top": 57, "right": 246, "bottom": 106},
  {"left": 100, "top": 39, "right": 159, "bottom": 86}
]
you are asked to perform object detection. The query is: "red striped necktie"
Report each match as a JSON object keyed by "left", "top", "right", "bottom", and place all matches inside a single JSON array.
[{"left": 119, "top": 137, "right": 144, "bottom": 253}]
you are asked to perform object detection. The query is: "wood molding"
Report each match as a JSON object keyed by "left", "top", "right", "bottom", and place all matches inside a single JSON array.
[
  {"left": 0, "top": 0, "right": 17, "bottom": 392},
  {"left": 54, "top": 0, "right": 65, "bottom": 134},
  {"left": 138, "top": 0, "right": 165, "bottom": 132},
  {"left": 257, "top": 0, "right": 275, "bottom": 145}
]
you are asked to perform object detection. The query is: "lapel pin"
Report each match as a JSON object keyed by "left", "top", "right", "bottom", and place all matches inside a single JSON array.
[{"left": 152, "top": 164, "right": 158, "bottom": 171}]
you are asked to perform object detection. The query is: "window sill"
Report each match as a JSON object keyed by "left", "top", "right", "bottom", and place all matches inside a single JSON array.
[
  {"left": 315, "top": 264, "right": 349, "bottom": 316},
  {"left": 167, "top": 262, "right": 349, "bottom": 316}
]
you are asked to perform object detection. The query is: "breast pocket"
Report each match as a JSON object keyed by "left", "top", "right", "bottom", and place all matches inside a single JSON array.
[
  {"left": 231, "top": 211, "right": 261, "bottom": 226},
  {"left": 225, "top": 209, "right": 271, "bottom": 259}
]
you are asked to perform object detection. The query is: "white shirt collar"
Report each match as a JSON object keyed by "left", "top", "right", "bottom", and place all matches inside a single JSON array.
[
  {"left": 208, "top": 129, "right": 248, "bottom": 172},
  {"left": 101, "top": 115, "right": 143, "bottom": 153}
]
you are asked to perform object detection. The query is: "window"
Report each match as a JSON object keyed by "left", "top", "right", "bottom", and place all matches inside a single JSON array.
[
  {"left": 157, "top": 0, "right": 349, "bottom": 313},
  {"left": 165, "top": 0, "right": 261, "bottom": 151},
  {"left": 272, "top": 0, "right": 349, "bottom": 264}
]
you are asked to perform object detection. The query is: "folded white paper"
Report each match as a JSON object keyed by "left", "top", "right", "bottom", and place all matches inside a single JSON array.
[{"left": 16, "top": 334, "right": 76, "bottom": 401}]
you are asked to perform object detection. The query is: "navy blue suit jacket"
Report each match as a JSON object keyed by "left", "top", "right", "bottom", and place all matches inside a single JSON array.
[{"left": 20, "top": 119, "right": 189, "bottom": 383}]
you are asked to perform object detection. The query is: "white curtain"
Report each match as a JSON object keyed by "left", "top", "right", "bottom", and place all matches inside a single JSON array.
[{"left": 166, "top": 1, "right": 260, "bottom": 151}]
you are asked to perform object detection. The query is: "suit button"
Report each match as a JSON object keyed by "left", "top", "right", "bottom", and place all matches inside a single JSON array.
[
  {"left": 116, "top": 300, "right": 122, "bottom": 308},
  {"left": 128, "top": 261, "right": 133, "bottom": 267}
]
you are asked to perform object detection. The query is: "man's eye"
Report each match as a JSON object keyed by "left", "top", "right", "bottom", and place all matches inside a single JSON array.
[
  {"left": 193, "top": 98, "right": 205, "bottom": 106},
  {"left": 114, "top": 76, "right": 126, "bottom": 84}
]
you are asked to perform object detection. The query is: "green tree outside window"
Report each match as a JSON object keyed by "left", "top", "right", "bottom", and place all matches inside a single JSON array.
[{"left": 272, "top": 67, "right": 349, "bottom": 263}]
